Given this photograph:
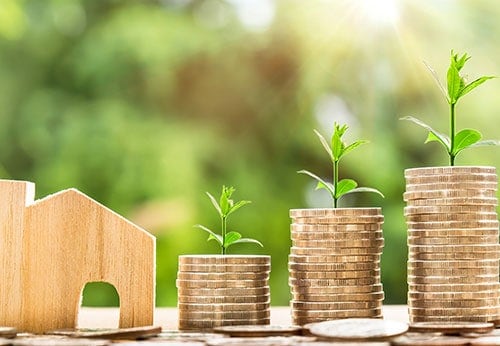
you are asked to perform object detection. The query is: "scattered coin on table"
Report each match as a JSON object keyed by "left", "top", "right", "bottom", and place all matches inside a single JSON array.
[
  {"left": 11, "top": 336, "right": 110, "bottom": 346},
  {"left": 206, "top": 336, "right": 316, "bottom": 346},
  {"left": 307, "top": 318, "right": 408, "bottom": 340},
  {"left": 213, "top": 325, "right": 303, "bottom": 337},
  {"left": 47, "top": 326, "right": 162, "bottom": 340},
  {"left": 0, "top": 327, "right": 17, "bottom": 339},
  {"left": 151, "top": 330, "right": 228, "bottom": 342},
  {"left": 391, "top": 334, "right": 471, "bottom": 346}
]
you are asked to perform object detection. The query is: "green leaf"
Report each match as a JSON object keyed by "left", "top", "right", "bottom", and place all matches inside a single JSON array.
[
  {"left": 455, "top": 52, "right": 470, "bottom": 71},
  {"left": 297, "top": 170, "right": 335, "bottom": 200},
  {"left": 447, "top": 63, "right": 461, "bottom": 104},
  {"left": 470, "top": 139, "right": 500, "bottom": 147},
  {"left": 458, "top": 76, "right": 495, "bottom": 99},
  {"left": 224, "top": 231, "right": 242, "bottom": 248},
  {"left": 314, "top": 129, "right": 334, "bottom": 162},
  {"left": 226, "top": 200, "right": 251, "bottom": 218},
  {"left": 400, "top": 116, "right": 451, "bottom": 150},
  {"left": 423, "top": 60, "right": 448, "bottom": 101},
  {"left": 335, "top": 179, "right": 357, "bottom": 199},
  {"left": 452, "top": 129, "right": 482, "bottom": 155},
  {"left": 194, "top": 224, "right": 223, "bottom": 246},
  {"left": 231, "top": 237, "right": 264, "bottom": 248},
  {"left": 343, "top": 187, "right": 385, "bottom": 198},
  {"left": 219, "top": 185, "right": 234, "bottom": 216},
  {"left": 332, "top": 123, "right": 347, "bottom": 161},
  {"left": 205, "top": 192, "right": 222, "bottom": 218},
  {"left": 341, "top": 140, "right": 369, "bottom": 159}
]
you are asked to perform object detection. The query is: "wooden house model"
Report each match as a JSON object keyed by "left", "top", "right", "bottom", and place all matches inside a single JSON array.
[{"left": 0, "top": 180, "right": 155, "bottom": 333}]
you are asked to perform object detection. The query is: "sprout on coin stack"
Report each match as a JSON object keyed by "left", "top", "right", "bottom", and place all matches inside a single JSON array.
[
  {"left": 176, "top": 186, "right": 270, "bottom": 331},
  {"left": 291, "top": 123, "right": 385, "bottom": 326},
  {"left": 401, "top": 50, "right": 500, "bottom": 323}
]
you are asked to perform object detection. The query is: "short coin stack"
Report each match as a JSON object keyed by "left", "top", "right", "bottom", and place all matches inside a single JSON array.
[
  {"left": 177, "top": 255, "right": 271, "bottom": 330},
  {"left": 404, "top": 166, "right": 500, "bottom": 323},
  {"left": 289, "top": 208, "right": 385, "bottom": 326}
]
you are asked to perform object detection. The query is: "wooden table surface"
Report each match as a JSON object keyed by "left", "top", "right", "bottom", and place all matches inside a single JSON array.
[{"left": 78, "top": 305, "right": 408, "bottom": 330}]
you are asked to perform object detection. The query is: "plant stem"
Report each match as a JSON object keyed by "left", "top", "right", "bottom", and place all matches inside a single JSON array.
[
  {"left": 333, "top": 160, "right": 339, "bottom": 208},
  {"left": 450, "top": 103, "right": 456, "bottom": 166},
  {"left": 221, "top": 216, "right": 227, "bottom": 255}
]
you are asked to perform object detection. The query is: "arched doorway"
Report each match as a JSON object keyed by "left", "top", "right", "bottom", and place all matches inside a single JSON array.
[{"left": 77, "top": 281, "right": 120, "bottom": 328}]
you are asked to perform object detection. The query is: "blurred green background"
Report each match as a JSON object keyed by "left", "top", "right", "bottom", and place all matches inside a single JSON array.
[{"left": 1, "top": 0, "right": 500, "bottom": 307}]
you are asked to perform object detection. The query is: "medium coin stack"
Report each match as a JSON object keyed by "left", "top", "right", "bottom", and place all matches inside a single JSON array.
[
  {"left": 404, "top": 166, "right": 500, "bottom": 323},
  {"left": 289, "top": 208, "right": 385, "bottom": 326},
  {"left": 177, "top": 255, "right": 271, "bottom": 330}
]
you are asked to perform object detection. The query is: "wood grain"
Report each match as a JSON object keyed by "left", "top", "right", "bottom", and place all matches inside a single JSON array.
[{"left": 0, "top": 180, "right": 155, "bottom": 333}]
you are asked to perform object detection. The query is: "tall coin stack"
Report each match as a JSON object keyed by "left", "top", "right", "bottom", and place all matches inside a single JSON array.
[
  {"left": 177, "top": 255, "right": 271, "bottom": 330},
  {"left": 404, "top": 166, "right": 500, "bottom": 323},
  {"left": 289, "top": 208, "right": 385, "bottom": 326}
]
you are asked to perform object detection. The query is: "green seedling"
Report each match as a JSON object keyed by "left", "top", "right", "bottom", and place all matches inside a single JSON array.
[
  {"left": 195, "top": 185, "right": 263, "bottom": 255},
  {"left": 401, "top": 50, "right": 499, "bottom": 166},
  {"left": 298, "top": 122, "right": 384, "bottom": 208}
]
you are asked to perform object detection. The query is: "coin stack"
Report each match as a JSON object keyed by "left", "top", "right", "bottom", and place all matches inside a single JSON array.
[
  {"left": 289, "top": 208, "right": 385, "bottom": 326},
  {"left": 404, "top": 166, "right": 500, "bottom": 323},
  {"left": 177, "top": 255, "right": 271, "bottom": 330}
]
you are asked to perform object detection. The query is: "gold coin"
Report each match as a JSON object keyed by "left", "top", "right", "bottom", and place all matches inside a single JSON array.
[
  {"left": 177, "top": 272, "right": 269, "bottom": 281},
  {"left": 290, "top": 208, "right": 382, "bottom": 218},
  {"left": 405, "top": 213, "right": 498, "bottom": 222},
  {"left": 291, "top": 223, "right": 382, "bottom": 232},
  {"left": 408, "top": 267, "right": 499, "bottom": 276},
  {"left": 292, "top": 239, "right": 384, "bottom": 249},
  {"left": 178, "top": 294, "right": 271, "bottom": 304},
  {"left": 405, "top": 174, "right": 498, "bottom": 184},
  {"left": 408, "top": 252, "right": 499, "bottom": 261},
  {"left": 408, "top": 236, "right": 499, "bottom": 246},
  {"left": 179, "top": 255, "right": 270, "bottom": 265},
  {"left": 293, "top": 292, "right": 384, "bottom": 302},
  {"left": 408, "top": 229, "right": 499, "bottom": 238},
  {"left": 408, "top": 275, "right": 499, "bottom": 285},
  {"left": 290, "top": 269, "right": 380, "bottom": 280},
  {"left": 405, "top": 166, "right": 496, "bottom": 177},
  {"left": 408, "top": 321, "right": 495, "bottom": 334},
  {"left": 178, "top": 302, "right": 270, "bottom": 312},
  {"left": 291, "top": 284, "right": 383, "bottom": 294},
  {"left": 179, "top": 318, "right": 270, "bottom": 330},
  {"left": 289, "top": 277, "right": 380, "bottom": 287},
  {"left": 409, "top": 244, "right": 500, "bottom": 253},
  {"left": 308, "top": 318, "right": 408, "bottom": 340},
  {"left": 289, "top": 261, "right": 380, "bottom": 271},
  {"left": 405, "top": 182, "right": 497, "bottom": 192},
  {"left": 291, "top": 216, "right": 384, "bottom": 225},
  {"left": 290, "top": 247, "right": 383, "bottom": 256},
  {"left": 292, "top": 309, "right": 382, "bottom": 318},
  {"left": 409, "top": 307, "right": 498, "bottom": 316},
  {"left": 410, "top": 315, "right": 491, "bottom": 323},
  {"left": 177, "top": 287, "right": 269, "bottom": 296},
  {"left": 404, "top": 205, "right": 497, "bottom": 215},
  {"left": 293, "top": 316, "right": 383, "bottom": 326},
  {"left": 409, "top": 299, "right": 499, "bottom": 309},
  {"left": 291, "top": 230, "right": 383, "bottom": 240},
  {"left": 291, "top": 301, "right": 382, "bottom": 310},
  {"left": 408, "top": 283, "right": 500, "bottom": 293},
  {"left": 179, "top": 310, "right": 270, "bottom": 320},
  {"left": 176, "top": 279, "right": 268, "bottom": 289},
  {"left": 404, "top": 190, "right": 498, "bottom": 201},
  {"left": 408, "top": 291, "right": 499, "bottom": 301},
  {"left": 408, "top": 260, "right": 499, "bottom": 269},
  {"left": 178, "top": 264, "right": 271, "bottom": 273},
  {"left": 407, "top": 197, "right": 498, "bottom": 206},
  {"left": 406, "top": 220, "right": 499, "bottom": 229},
  {"left": 289, "top": 254, "right": 381, "bottom": 263}
]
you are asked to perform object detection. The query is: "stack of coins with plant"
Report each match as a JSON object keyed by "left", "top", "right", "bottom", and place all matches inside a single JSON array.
[
  {"left": 177, "top": 186, "right": 270, "bottom": 330},
  {"left": 291, "top": 123, "right": 385, "bottom": 325},
  {"left": 402, "top": 51, "right": 500, "bottom": 323}
]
